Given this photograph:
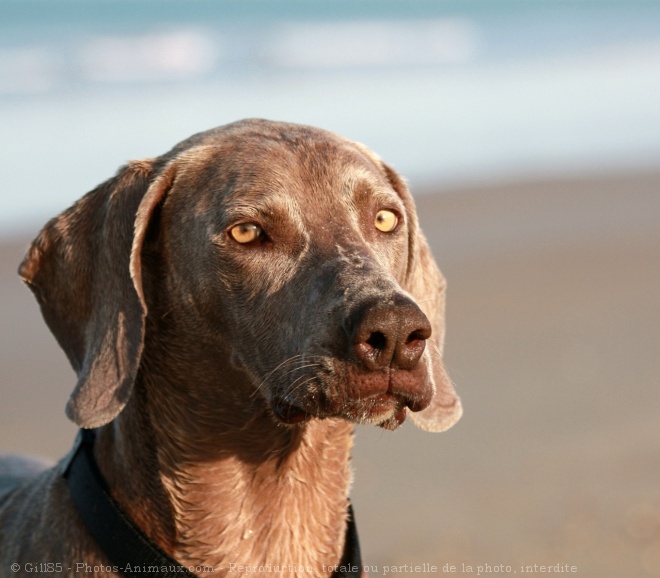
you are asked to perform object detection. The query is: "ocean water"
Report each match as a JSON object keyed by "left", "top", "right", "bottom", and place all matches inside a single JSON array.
[{"left": 1, "top": 0, "right": 660, "bottom": 235}]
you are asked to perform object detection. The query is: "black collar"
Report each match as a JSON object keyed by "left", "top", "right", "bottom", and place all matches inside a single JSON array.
[{"left": 62, "top": 429, "right": 362, "bottom": 578}]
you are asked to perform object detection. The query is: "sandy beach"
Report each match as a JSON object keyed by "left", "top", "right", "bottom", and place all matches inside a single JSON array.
[{"left": 1, "top": 169, "right": 659, "bottom": 577}]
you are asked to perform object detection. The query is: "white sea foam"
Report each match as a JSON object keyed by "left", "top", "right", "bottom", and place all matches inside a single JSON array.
[
  {"left": 78, "top": 29, "right": 218, "bottom": 83},
  {"left": 1, "top": 8, "right": 659, "bottom": 234},
  {"left": 266, "top": 19, "right": 480, "bottom": 68},
  {"left": 0, "top": 47, "right": 62, "bottom": 94}
]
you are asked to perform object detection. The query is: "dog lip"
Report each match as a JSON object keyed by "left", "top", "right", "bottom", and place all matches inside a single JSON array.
[
  {"left": 351, "top": 392, "right": 406, "bottom": 420},
  {"left": 394, "top": 405, "right": 407, "bottom": 425},
  {"left": 404, "top": 396, "right": 430, "bottom": 413},
  {"left": 272, "top": 398, "right": 310, "bottom": 425},
  {"left": 367, "top": 394, "right": 408, "bottom": 430},
  {"left": 364, "top": 392, "right": 399, "bottom": 412}
]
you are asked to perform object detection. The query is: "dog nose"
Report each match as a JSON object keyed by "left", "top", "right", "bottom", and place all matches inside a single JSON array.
[{"left": 347, "top": 296, "right": 432, "bottom": 371}]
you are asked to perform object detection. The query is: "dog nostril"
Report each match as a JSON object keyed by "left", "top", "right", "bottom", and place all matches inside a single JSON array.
[
  {"left": 406, "top": 328, "right": 429, "bottom": 345},
  {"left": 348, "top": 298, "right": 431, "bottom": 371},
  {"left": 365, "top": 331, "right": 387, "bottom": 351}
]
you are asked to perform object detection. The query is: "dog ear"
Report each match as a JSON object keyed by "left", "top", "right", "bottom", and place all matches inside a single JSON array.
[
  {"left": 18, "top": 159, "right": 172, "bottom": 428},
  {"left": 368, "top": 155, "right": 463, "bottom": 432}
]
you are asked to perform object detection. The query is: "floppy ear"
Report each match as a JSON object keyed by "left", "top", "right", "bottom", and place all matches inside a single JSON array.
[
  {"left": 378, "top": 161, "right": 463, "bottom": 433},
  {"left": 18, "top": 159, "right": 171, "bottom": 428}
]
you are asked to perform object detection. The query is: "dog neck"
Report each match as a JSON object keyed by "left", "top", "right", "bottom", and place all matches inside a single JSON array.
[{"left": 94, "top": 364, "right": 355, "bottom": 576}]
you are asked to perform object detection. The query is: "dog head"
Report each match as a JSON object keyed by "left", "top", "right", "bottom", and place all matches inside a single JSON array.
[{"left": 19, "top": 119, "right": 462, "bottom": 433}]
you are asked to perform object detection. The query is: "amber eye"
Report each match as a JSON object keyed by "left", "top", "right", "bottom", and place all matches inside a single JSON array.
[
  {"left": 374, "top": 209, "right": 398, "bottom": 233},
  {"left": 229, "top": 223, "right": 262, "bottom": 244}
]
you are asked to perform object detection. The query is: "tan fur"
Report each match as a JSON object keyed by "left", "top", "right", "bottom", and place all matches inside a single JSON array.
[{"left": 0, "top": 119, "right": 461, "bottom": 577}]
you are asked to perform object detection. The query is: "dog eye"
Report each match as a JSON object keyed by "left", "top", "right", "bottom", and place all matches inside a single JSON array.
[
  {"left": 229, "top": 223, "right": 262, "bottom": 244},
  {"left": 374, "top": 209, "right": 398, "bottom": 233}
]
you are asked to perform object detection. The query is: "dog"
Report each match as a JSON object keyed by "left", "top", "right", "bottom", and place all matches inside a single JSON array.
[{"left": 0, "top": 119, "right": 461, "bottom": 577}]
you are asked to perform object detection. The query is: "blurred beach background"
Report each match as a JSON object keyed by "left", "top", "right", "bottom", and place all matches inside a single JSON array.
[{"left": 1, "top": 1, "right": 659, "bottom": 576}]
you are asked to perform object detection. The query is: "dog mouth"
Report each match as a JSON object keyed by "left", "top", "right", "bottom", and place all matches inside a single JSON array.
[
  {"left": 267, "top": 355, "right": 432, "bottom": 430},
  {"left": 272, "top": 398, "right": 312, "bottom": 425},
  {"left": 341, "top": 392, "right": 410, "bottom": 430},
  {"left": 271, "top": 392, "right": 411, "bottom": 430}
]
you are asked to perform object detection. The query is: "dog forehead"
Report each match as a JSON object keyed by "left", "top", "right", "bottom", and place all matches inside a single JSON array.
[
  {"left": 177, "top": 120, "right": 379, "bottom": 177},
  {"left": 170, "top": 118, "right": 357, "bottom": 154},
  {"left": 168, "top": 132, "right": 393, "bottom": 215}
]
